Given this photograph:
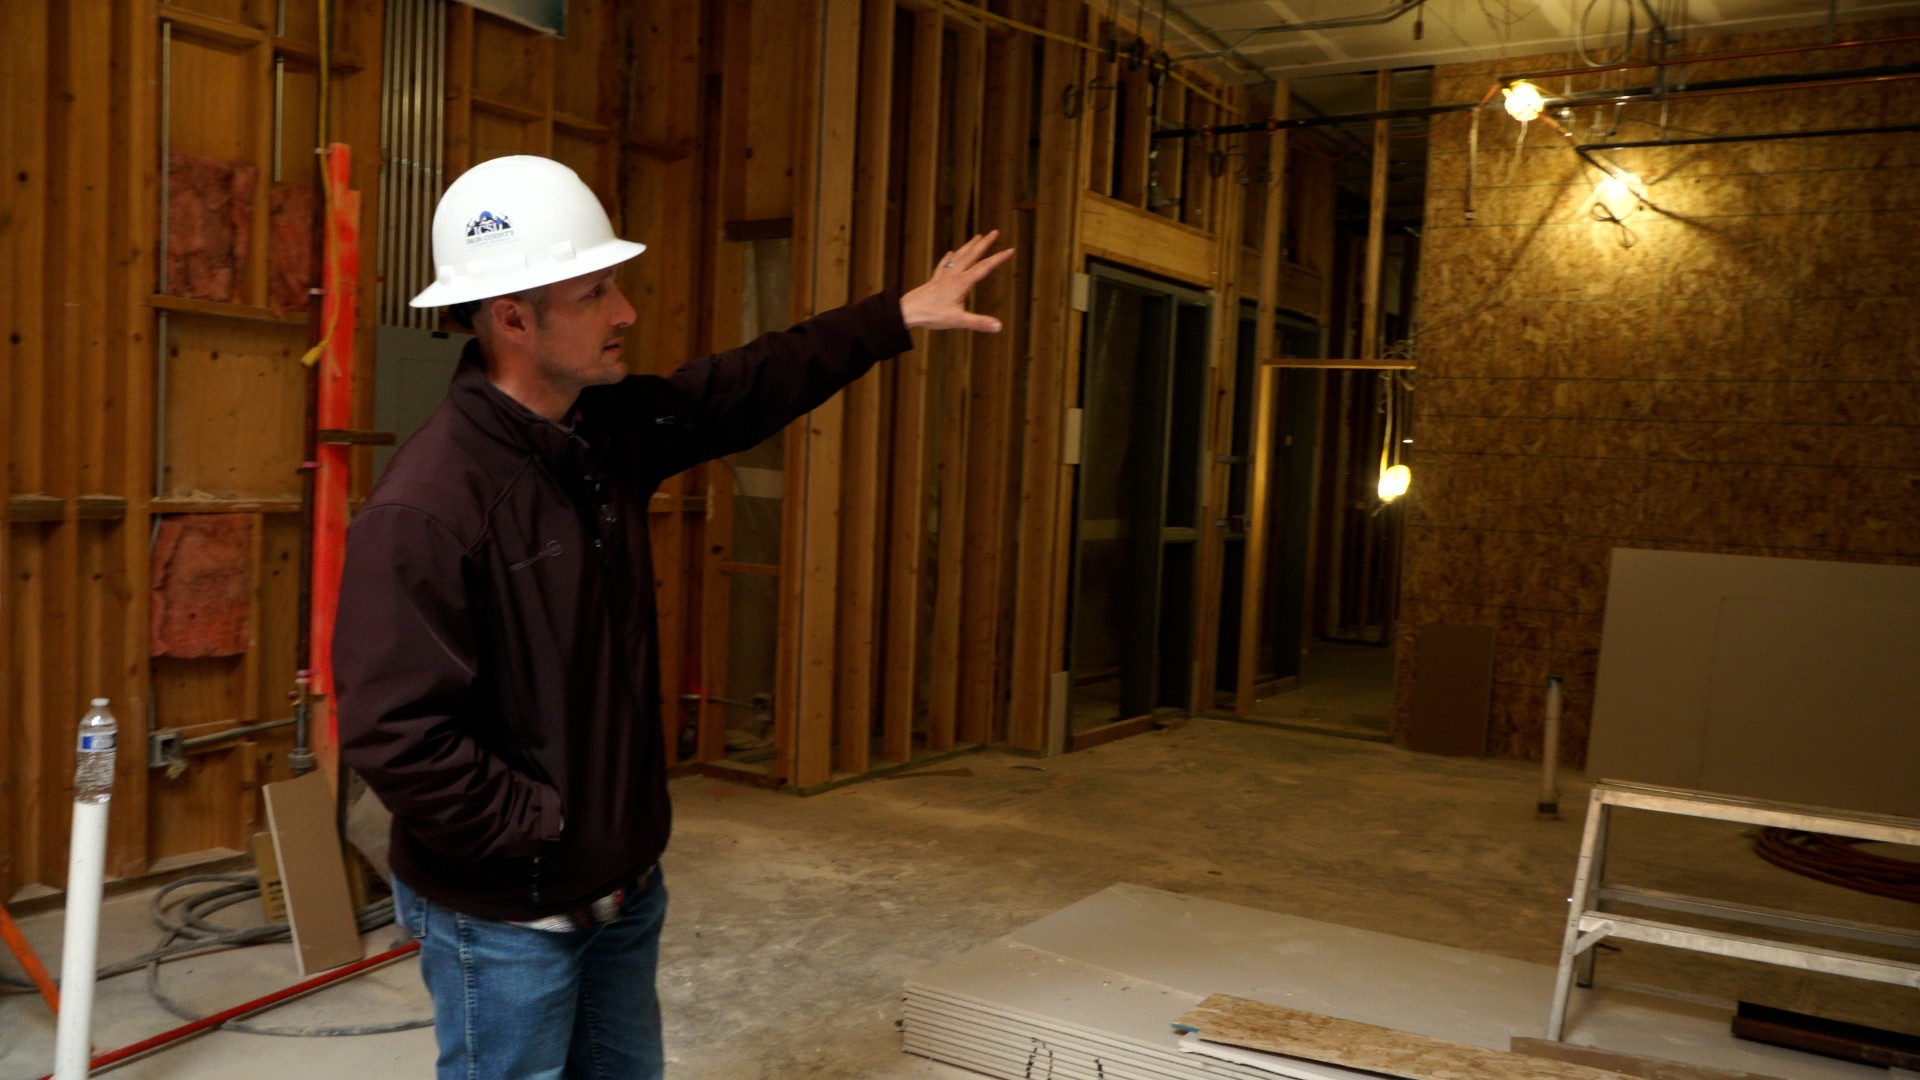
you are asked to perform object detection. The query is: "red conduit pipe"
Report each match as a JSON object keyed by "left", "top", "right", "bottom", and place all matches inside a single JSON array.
[
  {"left": 0, "top": 902, "right": 60, "bottom": 1016},
  {"left": 30, "top": 942, "right": 419, "bottom": 1080},
  {"left": 311, "top": 142, "right": 357, "bottom": 709}
]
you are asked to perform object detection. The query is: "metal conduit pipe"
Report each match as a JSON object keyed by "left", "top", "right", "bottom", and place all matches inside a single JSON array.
[
  {"left": 1152, "top": 62, "right": 1920, "bottom": 141},
  {"left": 1506, "top": 32, "right": 1920, "bottom": 86},
  {"left": 181, "top": 717, "right": 299, "bottom": 753},
  {"left": 1177, "top": 1, "right": 1424, "bottom": 62}
]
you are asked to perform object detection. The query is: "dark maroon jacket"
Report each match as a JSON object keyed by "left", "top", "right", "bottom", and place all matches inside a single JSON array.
[{"left": 335, "top": 290, "right": 911, "bottom": 920}]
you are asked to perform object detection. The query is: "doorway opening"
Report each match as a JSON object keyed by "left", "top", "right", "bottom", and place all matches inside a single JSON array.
[
  {"left": 1223, "top": 341, "right": 1411, "bottom": 743},
  {"left": 1065, "top": 263, "right": 1211, "bottom": 745}
]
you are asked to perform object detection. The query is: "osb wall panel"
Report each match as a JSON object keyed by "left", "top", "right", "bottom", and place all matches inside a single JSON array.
[{"left": 1400, "top": 19, "right": 1920, "bottom": 766}]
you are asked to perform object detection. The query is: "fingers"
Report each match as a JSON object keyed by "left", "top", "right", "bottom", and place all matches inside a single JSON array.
[
  {"left": 938, "top": 230, "right": 1003, "bottom": 274},
  {"left": 965, "top": 246, "right": 1016, "bottom": 284}
]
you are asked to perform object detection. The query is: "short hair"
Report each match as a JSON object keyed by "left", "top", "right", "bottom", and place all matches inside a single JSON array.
[{"left": 448, "top": 287, "right": 551, "bottom": 333}]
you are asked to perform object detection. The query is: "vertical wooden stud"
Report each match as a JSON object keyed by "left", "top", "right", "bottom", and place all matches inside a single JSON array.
[
  {"left": 881, "top": 5, "right": 943, "bottom": 764},
  {"left": 1361, "top": 68, "right": 1390, "bottom": 362},
  {"left": 444, "top": 3, "right": 473, "bottom": 175},
  {"left": 957, "top": 16, "right": 1031, "bottom": 746},
  {"left": 835, "top": 0, "right": 896, "bottom": 775},
  {"left": 1189, "top": 87, "right": 1246, "bottom": 715},
  {"left": 926, "top": 23, "right": 985, "bottom": 753},
  {"left": 1007, "top": 0, "right": 1086, "bottom": 752},
  {"left": 784, "top": 0, "right": 860, "bottom": 789},
  {"left": 1236, "top": 83, "right": 1289, "bottom": 715}
]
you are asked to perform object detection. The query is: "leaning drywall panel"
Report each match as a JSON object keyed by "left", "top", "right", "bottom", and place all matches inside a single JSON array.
[
  {"left": 1588, "top": 548, "right": 1920, "bottom": 816},
  {"left": 1703, "top": 595, "right": 1920, "bottom": 816}
]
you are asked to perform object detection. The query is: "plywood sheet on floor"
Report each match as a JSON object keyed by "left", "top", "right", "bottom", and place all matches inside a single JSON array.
[{"left": 1176, "top": 994, "right": 1630, "bottom": 1080}]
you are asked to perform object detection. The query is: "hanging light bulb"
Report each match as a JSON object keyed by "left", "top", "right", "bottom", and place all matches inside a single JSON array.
[
  {"left": 1376, "top": 370, "right": 1411, "bottom": 504},
  {"left": 1502, "top": 80, "right": 1546, "bottom": 123},
  {"left": 1593, "top": 167, "right": 1646, "bottom": 221},
  {"left": 1378, "top": 464, "right": 1412, "bottom": 502}
]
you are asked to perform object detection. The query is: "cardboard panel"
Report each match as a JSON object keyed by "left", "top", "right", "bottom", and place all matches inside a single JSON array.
[
  {"left": 263, "top": 770, "right": 363, "bottom": 975},
  {"left": 1406, "top": 623, "right": 1495, "bottom": 757}
]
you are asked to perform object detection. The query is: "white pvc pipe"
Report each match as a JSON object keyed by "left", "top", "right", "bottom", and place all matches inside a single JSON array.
[
  {"left": 53, "top": 798, "right": 109, "bottom": 1080},
  {"left": 1539, "top": 675, "right": 1563, "bottom": 818}
]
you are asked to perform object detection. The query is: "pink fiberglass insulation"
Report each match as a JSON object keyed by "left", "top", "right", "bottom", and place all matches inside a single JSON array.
[
  {"left": 150, "top": 514, "right": 254, "bottom": 659},
  {"left": 269, "top": 182, "right": 321, "bottom": 316},
  {"left": 166, "top": 151, "right": 256, "bottom": 304}
]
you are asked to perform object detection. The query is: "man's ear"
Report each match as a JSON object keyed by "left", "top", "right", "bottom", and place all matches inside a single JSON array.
[{"left": 489, "top": 295, "right": 534, "bottom": 338}]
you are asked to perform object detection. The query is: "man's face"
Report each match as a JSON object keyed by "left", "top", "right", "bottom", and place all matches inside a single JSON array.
[{"left": 529, "top": 267, "right": 637, "bottom": 393}]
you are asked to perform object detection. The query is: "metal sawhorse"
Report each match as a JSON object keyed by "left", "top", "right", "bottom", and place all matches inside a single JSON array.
[{"left": 1547, "top": 779, "right": 1920, "bottom": 1040}]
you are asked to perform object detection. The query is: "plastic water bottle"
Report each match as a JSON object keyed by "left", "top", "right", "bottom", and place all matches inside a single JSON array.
[{"left": 74, "top": 698, "right": 117, "bottom": 804}]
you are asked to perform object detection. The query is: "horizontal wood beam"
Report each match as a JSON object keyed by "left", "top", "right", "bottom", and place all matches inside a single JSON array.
[
  {"left": 1267, "top": 358, "right": 1415, "bottom": 370},
  {"left": 151, "top": 496, "right": 301, "bottom": 514},
  {"left": 1079, "top": 192, "right": 1216, "bottom": 288},
  {"left": 149, "top": 294, "right": 306, "bottom": 326}
]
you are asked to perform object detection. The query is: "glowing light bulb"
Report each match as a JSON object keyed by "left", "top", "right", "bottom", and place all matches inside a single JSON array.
[
  {"left": 1503, "top": 80, "right": 1545, "bottom": 123},
  {"left": 1594, "top": 169, "right": 1645, "bottom": 219},
  {"left": 1378, "top": 464, "right": 1412, "bottom": 502}
]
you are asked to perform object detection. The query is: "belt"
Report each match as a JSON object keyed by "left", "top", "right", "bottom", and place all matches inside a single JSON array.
[{"left": 511, "top": 865, "right": 655, "bottom": 933}]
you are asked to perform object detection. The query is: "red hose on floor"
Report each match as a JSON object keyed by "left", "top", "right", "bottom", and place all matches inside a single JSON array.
[{"left": 31, "top": 941, "right": 419, "bottom": 1080}]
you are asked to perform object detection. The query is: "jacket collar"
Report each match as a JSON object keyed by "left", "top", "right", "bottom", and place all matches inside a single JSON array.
[{"left": 448, "top": 337, "right": 594, "bottom": 469}]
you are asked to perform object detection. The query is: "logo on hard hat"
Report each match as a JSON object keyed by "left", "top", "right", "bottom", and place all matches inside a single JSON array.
[{"left": 465, "top": 210, "right": 515, "bottom": 246}]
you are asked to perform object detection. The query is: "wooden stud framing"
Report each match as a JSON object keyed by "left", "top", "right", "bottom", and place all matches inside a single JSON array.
[
  {"left": 1007, "top": 0, "right": 1088, "bottom": 752},
  {"left": 1188, "top": 86, "right": 1247, "bottom": 715},
  {"left": 956, "top": 15, "right": 1032, "bottom": 746},
  {"left": 926, "top": 21, "right": 985, "bottom": 754},
  {"left": 1360, "top": 68, "right": 1391, "bottom": 362},
  {"left": 1236, "top": 84, "right": 1290, "bottom": 715},
  {"left": 784, "top": 0, "right": 862, "bottom": 789},
  {"left": 1114, "top": 53, "right": 1151, "bottom": 206},
  {"left": 835, "top": 0, "right": 897, "bottom": 775},
  {"left": 881, "top": 5, "right": 943, "bottom": 764}
]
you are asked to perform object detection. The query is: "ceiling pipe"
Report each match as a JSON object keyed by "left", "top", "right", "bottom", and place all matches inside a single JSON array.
[
  {"left": 1155, "top": 2, "right": 1265, "bottom": 81},
  {"left": 1152, "top": 61, "right": 1920, "bottom": 141},
  {"left": 1177, "top": 1, "right": 1425, "bottom": 63},
  {"left": 1504, "top": 31, "right": 1920, "bottom": 86},
  {"left": 1578, "top": 122, "right": 1920, "bottom": 157}
]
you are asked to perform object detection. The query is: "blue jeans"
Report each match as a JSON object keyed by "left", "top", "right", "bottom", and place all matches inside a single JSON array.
[{"left": 392, "top": 873, "right": 668, "bottom": 1080}]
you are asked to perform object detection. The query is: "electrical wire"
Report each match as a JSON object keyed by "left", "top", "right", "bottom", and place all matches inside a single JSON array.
[
  {"left": 1754, "top": 829, "right": 1920, "bottom": 906},
  {"left": 1575, "top": 0, "right": 1635, "bottom": 68},
  {"left": 0, "top": 874, "right": 431, "bottom": 1037},
  {"left": 143, "top": 874, "right": 429, "bottom": 1037}
]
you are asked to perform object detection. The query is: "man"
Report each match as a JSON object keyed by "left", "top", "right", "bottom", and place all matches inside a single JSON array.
[{"left": 334, "top": 155, "right": 1009, "bottom": 1079}]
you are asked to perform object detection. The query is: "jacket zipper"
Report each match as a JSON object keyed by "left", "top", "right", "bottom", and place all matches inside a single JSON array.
[{"left": 510, "top": 539, "right": 563, "bottom": 572}]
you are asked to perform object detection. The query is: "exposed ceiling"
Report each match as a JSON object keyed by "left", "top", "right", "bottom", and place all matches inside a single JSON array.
[
  {"left": 1141, "top": 0, "right": 1920, "bottom": 219},
  {"left": 1158, "top": 0, "right": 1920, "bottom": 87}
]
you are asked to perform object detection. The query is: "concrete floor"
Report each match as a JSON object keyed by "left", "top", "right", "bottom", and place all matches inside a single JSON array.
[
  {"left": 4, "top": 719, "right": 1916, "bottom": 1079},
  {"left": 1244, "top": 641, "right": 1395, "bottom": 740}
]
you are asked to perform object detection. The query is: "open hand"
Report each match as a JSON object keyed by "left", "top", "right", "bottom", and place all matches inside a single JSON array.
[{"left": 899, "top": 230, "right": 1015, "bottom": 333}]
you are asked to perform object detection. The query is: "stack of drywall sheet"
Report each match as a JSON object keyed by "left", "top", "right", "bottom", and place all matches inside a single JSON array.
[{"left": 902, "top": 884, "right": 1883, "bottom": 1080}]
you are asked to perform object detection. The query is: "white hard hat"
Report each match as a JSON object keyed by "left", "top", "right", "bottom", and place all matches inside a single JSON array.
[{"left": 409, "top": 155, "right": 646, "bottom": 308}]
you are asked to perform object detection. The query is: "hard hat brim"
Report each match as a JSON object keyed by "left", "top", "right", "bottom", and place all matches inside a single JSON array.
[{"left": 407, "top": 238, "right": 647, "bottom": 309}]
